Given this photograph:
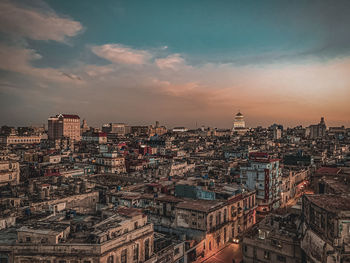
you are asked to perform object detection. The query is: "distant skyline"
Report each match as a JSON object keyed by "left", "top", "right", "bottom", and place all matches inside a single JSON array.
[{"left": 1, "top": 0, "right": 350, "bottom": 128}]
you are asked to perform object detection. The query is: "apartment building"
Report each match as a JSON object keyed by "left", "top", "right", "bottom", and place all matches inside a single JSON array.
[{"left": 48, "top": 114, "right": 81, "bottom": 141}]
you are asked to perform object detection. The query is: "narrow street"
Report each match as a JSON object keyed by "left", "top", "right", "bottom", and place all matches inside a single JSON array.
[{"left": 201, "top": 243, "right": 242, "bottom": 263}]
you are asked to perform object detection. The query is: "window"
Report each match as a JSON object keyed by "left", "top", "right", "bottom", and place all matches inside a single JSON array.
[
  {"left": 271, "top": 239, "right": 282, "bottom": 248},
  {"left": 244, "top": 245, "right": 247, "bottom": 253},
  {"left": 264, "top": 251, "right": 270, "bottom": 260},
  {"left": 209, "top": 241, "right": 212, "bottom": 251},
  {"left": 145, "top": 239, "right": 150, "bottom": 260},
  {"left": 277, "top": 255, "right": 286, "bottom": 262},
  {"left": 133, "top": 244, "right": 139, "bottom": 261},
  {"left": 258, "top": 229, "right": 266, "bottom": 240},
  {"left": 216, "top": 234, "right": 221, "bottom": 246},
  {"left": 58, "top": 261, "right": 66, "bottom": 263},
  {"left": 121, "top": 249, "right": 127, "bottom": 263},
  {"left": 107, "top": 256, "right": 114, "bottom": 263},
  {"left": 25, "top": 236, "right": 31, "bottom": 242},
  {"left": 175, "top": 247, "right": 180, "bottom": 255}
]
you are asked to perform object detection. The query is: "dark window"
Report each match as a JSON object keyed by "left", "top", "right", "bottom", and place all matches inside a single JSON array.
[
  {"left": 121, "top": 249, "right": 127, "bottom": 263},
  {"left": 107, "top": 256, "right": 114, "bottom": 263},
  {"left": 209, "top": 241, "right": 212, "bottom": 251},
  {"left": 264, "top": 251, "right": 270, "bottom": 260},
  {"left": 271, "top": 239, "right": 282, "bottom": 248},
  {"left": 277, "top": 255, "right": 286, "bottom": 262},
  {"left": 175, "top": 247, "right": 180, "bottom": 255},
  {"left": 25, "top": 236, "right": 31, "bottom": 242},
  {"left": 145, "top": 239, "right": 150, "bottom": 260},
  {"left": 133, "top": 244, "right": 139, "bottom": 261},
  {"left": 216, "top": 234, "right": 221, "bottom": 246}
]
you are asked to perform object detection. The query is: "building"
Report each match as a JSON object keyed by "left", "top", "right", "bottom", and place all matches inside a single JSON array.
[
  {"left": 80, "top": 119, "right": 89, "bottom": 134},
  {"left": 240, "top": 152, "right": 281, "bottom": 214},
  {"left": 82, "top": 131, "right": 107, "bottom": 144},
  {"left": 273, "top": 127, "right": 282, "bottom": 140},
  {"left": 242, "top": 213, "right": 303, "bottom": 263},
  {"left": 149, "top": 121, "right": 167, "bottom": 136},
  {"left": 309, "top": 117, "right": 327, "bottom": 139},
  {"left": 48, "top": 114, "right": 81, "bottom": 141},
  {"left": 95, "top": 152, "right": 126, "bottom": 174},
  {"left": 301, "top": 194, "right": 350, "bottom": 263},
  {"left": 102, "top": 123, "right": 130, "bottom": 137},
  {"left": 0, "top": 155, "right": 20, "bottom": 186},
  {"left": 172, "top": 127, "right": 188, "bottom": 133},
  {"left": 0, "top": 207, "right": 154, "bottom": 263},
  {"left": 232, "top": 111, "right": 248, "bottom": 134},
  {"left": 0, "top": 135, "right": 41, "bottom": 145}
]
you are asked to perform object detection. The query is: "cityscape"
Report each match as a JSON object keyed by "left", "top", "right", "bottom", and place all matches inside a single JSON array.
[{"left": 1, "top": 1, "right": 350, "bottom": 263}]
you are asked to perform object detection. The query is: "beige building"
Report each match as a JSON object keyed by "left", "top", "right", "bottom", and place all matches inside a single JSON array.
[
  {"left": 95, "top": 152, "right": 126, "bottom": 174},
  {"left": 0, "top": 156, "right": 20, "bottom": 186},
  {"left": 0, "top": 207, "right": 154, "bottom": 263},
  {"left": 48, "top": 114, "right": 81, "bottom": 141},
  {"left": 0, "top": 135, "right": 41, "bottom": 145}
]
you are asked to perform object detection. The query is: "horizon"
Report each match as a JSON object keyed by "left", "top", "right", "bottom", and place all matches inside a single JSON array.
[{"left": 1, "top": 114, "right": 348, "bottom": 130}]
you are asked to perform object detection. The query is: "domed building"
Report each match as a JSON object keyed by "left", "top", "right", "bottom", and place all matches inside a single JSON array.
[
  {"left": 232, "top": 111, "right": 248, "bottom": 134},
  {"left": 233, "top": 111, "right": 245, "bottom": 128}
]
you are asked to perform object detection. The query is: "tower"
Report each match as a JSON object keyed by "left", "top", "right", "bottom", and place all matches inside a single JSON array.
[{"left": 233, "top": 111, "right": 245, "bottom": 130}]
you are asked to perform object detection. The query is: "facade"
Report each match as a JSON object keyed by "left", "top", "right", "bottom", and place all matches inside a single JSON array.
[
  {"left": 82, "top": 131, "right": 107, "bottom": 144},
  {"left": 242, "top": 213, "right": 303, "bottom": 263},
  {"left": 102, "top": 123, "right": 130, "bottom": 137},
  {"left": 0, "top": 207, "right": 154, "bottom": 263},
  {"left": 174, "top": 191, "right": 257, "bottom": 261},
  {"left": 301, "top": 194, "right": 350, "bottom": 263},
  {"left": 95, "top": 152, "right": 126, "bottom": 174},
  {"left": 232, "top": 111, "right": 248, "bottom": 135},
  {"left": 309, "top": 117, "right": 327, "bottom": 139},
  {"left": 0, "top": 156, "right": 20, "bottom": 186},
  {"left": 273, "top": 127, "right": 282, "bottom": 140},
  {"left": 240, "top": 152, "right": 281, "bottom": 214},
  {"left": 48, "top": 114, "right": 81, "bottom": 141},
  {"left": 233, "top": 111, "right": 245, "bottom": 129},
  {"left": 0, "top": 135, "right": 41, "bottom": 145}
]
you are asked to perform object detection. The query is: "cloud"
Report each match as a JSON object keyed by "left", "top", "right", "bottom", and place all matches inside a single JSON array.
[
  {"left": 155, "top": 54, "right": 185, "bottom": 70},
  {"left": 0, "top": 0, "right": 82, "bottom": 42},
  {"left": 91, "top": 44, "right": 152, "bottom": 65},
  {"left": 0, "top": 44, "right": 83, "bottom": 83}
]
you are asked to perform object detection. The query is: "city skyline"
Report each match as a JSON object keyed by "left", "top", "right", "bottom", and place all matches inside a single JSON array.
[{"left": 1, "top": 0, "right": 350, "bottom": 127}]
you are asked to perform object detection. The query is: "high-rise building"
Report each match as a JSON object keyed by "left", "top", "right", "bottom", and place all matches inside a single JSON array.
[
  {"left": 48, "top": 114, "right": 81, "bottom": 141},
  {"left": 273, "top": 127, "right": 282, "bottom": 140},
  {"left": 309, "top": 117, "right": 326, "bottom": 139},
  {"left": 240, "top": 152, "right": 281, "bottom": 215}
]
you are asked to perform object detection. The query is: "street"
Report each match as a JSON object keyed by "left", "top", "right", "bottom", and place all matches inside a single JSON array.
[{"left": 203, "top": 243, "right": 242, "bottom": 263}]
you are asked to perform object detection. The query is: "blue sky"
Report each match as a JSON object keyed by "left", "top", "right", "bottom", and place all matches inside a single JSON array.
[{"left": 0, "top": 0, "right": 350, "bottom": 128}]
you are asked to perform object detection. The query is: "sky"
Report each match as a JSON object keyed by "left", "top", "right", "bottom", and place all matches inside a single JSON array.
[{"left": 0, "top": 0, "right": 350, "bottom": 128}]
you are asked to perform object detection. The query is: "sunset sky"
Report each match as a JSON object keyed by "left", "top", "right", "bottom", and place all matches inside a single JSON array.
[{"left": 0, "top": 0, "right": 349, "bottom": 128}]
